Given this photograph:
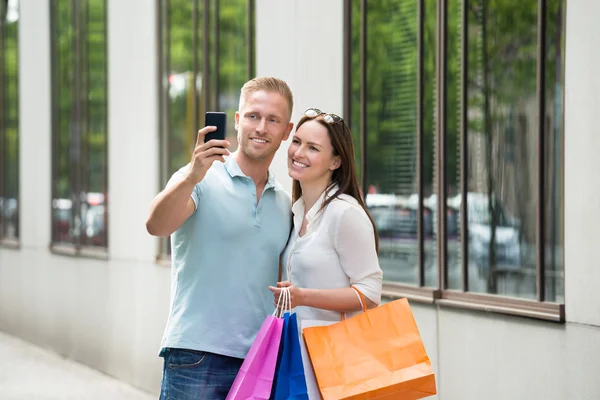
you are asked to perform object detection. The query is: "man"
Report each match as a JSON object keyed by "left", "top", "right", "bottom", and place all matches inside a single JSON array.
[{"left": 146, "top": 77, "right": 294, "bottom": 400}]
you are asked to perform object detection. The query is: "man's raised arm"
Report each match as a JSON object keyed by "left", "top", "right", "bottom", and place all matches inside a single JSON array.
[{"left": 146, "top": 126, "right": 230, "bottom": 237}]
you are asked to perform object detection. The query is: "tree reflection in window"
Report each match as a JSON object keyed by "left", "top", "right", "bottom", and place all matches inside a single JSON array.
[
  {"left": 50, "top": 0, "right": 108, "bottom": 250},
  {"left": 0, "top": 0, "right": 20, "bottom": 242}
]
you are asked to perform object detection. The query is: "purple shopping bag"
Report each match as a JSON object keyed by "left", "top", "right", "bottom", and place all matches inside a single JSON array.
[{"left": 226, "top": 314, "right": 284, "bottom": 400}]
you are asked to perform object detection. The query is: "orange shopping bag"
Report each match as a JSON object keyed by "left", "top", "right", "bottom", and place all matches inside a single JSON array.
[{"left": 302, "top": 297, "right": 436, "bottom": 400}]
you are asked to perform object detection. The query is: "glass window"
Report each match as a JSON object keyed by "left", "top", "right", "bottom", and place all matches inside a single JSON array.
[
  {"left": 423, "top": 0, "right": 438, "bottom": 288},
  {"left": 353, "top": 0, "right": 421, "bottom": 286},
  {"left": 544, "top": 0, "right": 565, "bottom": 303},
  {"left": 158, "top": 0, "right": 254, "bottom": 257},
  {"left": 347, "top": 0, "right": 565, "bottom": 310},
  {"left": 218, "top": 0, "right": 252, "bottom": 145},
  {"left": 0, "top": 0, "right": 20, "bottom": 244},
  {"left": 351, "top": 0, "right": 439, "bottom": 288},
  {"left": 465, "top": 0, "right": 538, "bottom": 299},
  {"left": 50, "top": 0, "right": 108, "bottom": 251}
]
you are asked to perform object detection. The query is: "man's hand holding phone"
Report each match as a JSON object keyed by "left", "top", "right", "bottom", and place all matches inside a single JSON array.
[{"left": 186, "top": 126, "right": 230, "bottom": 185}]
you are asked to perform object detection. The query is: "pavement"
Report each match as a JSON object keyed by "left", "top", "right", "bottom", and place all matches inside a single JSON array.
[{"left": 0, "top": 331, "right": 154, "bottom": 400}]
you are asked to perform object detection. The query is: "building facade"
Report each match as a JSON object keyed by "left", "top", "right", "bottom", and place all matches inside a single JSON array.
[{"left": 0, "top": 0, "right": 599, "bottom": 398}]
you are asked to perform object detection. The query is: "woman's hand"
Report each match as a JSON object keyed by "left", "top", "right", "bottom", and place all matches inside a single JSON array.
[{"left": 269, "top": 281, "right": 304, "bottom": 310}]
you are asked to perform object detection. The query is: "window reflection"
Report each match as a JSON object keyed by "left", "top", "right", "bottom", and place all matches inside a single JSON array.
[
  {"left": 353, "top": 0, "right": 438, "bottom": 287},
  {"left": 0, "top": 0, "right": 20, "bottom": 242},
  {"left": 166, "top": 0, "right": 199, "bottom": 177},
  {"left": 359, "top": 0, "right": 420, "bottom": 285},
  {"left": 160, "top": 0, "right": 254, "bottom": 256},
  {"left": 445, "top": 0, "right": 462, "bottom": 290},
  {"left": 218, "top": 0, "right": 250, "bottom": 146},
  {"left": 544, "top": 0, "right": 565, "bottom": 303},
  {"left": 423, "top": 0, "right": 438, "bottom": 288},
  {"left": 349, "top": 0, "right": 565, "bottom": 303},
  {"left": 51, "top": 0, "right": 108, "bottom": 249},
  {"left": 466, "top": 0, "right": 538, "bottom": 298}
]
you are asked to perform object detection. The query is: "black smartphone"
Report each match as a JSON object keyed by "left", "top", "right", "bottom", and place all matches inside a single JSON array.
[{"left": 204, "top": 112, "right": 227, "bottom": 144}]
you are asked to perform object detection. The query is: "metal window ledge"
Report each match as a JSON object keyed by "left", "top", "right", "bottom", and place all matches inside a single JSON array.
[
  {"left": 382, "top": 283, "right": 565, "bottom": 322},
  {"left": 49, "top": 243, "right": 109, "bottom": 261},
  {"left": 0, "top": 239, "right": 20, "bottom": 250}
]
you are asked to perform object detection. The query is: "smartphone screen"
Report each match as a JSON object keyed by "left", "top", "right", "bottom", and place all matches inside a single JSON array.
[{"left": 204, "top": 112, "right": 227, "bottom": 144}]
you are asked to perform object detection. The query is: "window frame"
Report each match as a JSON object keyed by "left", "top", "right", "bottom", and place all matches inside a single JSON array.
[
  {"left": 344, "top": 0, "right": 565, "bottom": 322},
  {"left": 155, "top": 0, "right": 256, "bottom": 263},
  {"left": 49, "top": 0, "right": 109, "bottom": 259}
]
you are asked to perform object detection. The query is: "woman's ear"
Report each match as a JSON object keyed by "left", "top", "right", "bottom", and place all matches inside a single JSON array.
[{"left": 330, "top": 156, "right": 342, "bottom": 171}]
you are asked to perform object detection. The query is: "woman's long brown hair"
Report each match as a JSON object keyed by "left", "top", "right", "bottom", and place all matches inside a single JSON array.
[{"left": 292, "top": 115, "right": 379, "bottom": 252}]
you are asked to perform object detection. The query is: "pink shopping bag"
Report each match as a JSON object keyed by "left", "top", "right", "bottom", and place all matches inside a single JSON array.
[{"left": 226, "top": 291, "right": 289, "bottom": 400}]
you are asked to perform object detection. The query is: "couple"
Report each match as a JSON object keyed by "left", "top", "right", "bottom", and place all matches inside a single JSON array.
[{"left": 146, "top": 77, "right": 383, "bottom": 400}]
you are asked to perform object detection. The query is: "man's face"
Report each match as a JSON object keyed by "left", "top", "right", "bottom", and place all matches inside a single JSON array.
[{"left": 235, "top": 90, "right": 293, "bottom": 162}]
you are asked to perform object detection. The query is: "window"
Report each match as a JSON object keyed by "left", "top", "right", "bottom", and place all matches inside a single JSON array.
[
  {"left": 346, "top": 0, "right": 565, "bottom": 320},
  {"left": 0, "top": 0, "right": 19, "bottom": 246},
  {"left": 50, "top": 0, "right": 108, "bottom": 255},
  {"left": 157, "top": 0, "right": 255, "bottom": 259}
]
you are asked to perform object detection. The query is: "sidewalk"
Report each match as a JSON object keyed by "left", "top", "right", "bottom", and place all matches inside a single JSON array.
[{"left": 0, "top": 331, "right": 154, "bottom": 400}]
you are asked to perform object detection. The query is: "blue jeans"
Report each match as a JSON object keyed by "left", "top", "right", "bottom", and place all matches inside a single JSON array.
[{"left": 159, "top": 348, "right": 244, "bottom": 400}]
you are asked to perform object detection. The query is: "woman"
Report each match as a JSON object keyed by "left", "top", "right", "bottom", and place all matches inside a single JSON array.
[{"left": 269, "top": 107, "right": 382, "bottom": 323}]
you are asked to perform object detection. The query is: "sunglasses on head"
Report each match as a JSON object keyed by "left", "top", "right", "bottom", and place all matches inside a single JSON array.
[{"left": 304, "top": 108, "right": 343, "bottom": 125}]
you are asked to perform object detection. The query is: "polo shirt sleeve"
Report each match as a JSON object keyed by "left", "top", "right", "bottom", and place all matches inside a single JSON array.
[
  {"left": 165, "top": 164, "right": 204, "bottom": 212},
  {"left": 334, "top": 205, "right": 383, "bottom": 305}
]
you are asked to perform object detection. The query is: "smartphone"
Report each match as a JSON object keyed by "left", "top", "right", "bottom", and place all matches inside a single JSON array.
[{"left": 204, "top": 112, "right": 227, "bottom": 145}]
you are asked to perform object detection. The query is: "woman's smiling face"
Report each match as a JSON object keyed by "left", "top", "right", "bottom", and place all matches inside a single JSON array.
[{"left": 288, "top": 119, "right": 340, "bottom": 184}]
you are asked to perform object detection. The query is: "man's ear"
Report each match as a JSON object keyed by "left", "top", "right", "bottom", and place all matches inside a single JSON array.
[
  {"left": 283, "top": 122, "right": 294, "bottom": 141},
  {"left": 234, "top": 111, "right": 240, "bottom": 131},
  {"left": 330, "top": 156, "right": 342, "bottom": 171}
]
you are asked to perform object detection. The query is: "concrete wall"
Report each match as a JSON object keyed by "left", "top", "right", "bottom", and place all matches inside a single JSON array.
[
  {"left": 2, "top": 0, "right": 600, "bottom": 398},
  {"left": 255, "top": 0, "right": 344, "bottom": 192},
  {"left": 0, "top": 0, "right": 169, "bottom": 395},
  {"left": 564, "top": 0, "right": 600, "bottom": 328}
]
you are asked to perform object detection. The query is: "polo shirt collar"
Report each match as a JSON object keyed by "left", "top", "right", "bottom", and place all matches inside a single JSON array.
[
  {"left": 224, "top": 155, "right": 279, "bottom": 190},
  {"left": 224, "top": 156, "right": 245, "bottom": 178}
]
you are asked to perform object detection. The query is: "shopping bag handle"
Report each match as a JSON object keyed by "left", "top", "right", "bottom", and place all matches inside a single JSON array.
[
  {"left": 340, "top": 286, "right": 368, "bottom": 320},
  {"left": 272, "top": 287, "right": 292, "bottom": 318}
]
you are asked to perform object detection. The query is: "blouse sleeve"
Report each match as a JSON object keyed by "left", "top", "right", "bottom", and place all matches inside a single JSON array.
[{"left": 334, "top": 204, "right": 383, "bottom": 305}]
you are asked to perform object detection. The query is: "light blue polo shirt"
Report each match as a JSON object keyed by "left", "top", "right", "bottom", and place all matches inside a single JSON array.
[{"left": 160, "top": 156, "right": 292, "bottom": 359}]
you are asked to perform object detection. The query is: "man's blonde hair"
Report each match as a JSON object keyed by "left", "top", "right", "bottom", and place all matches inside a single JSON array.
[{"left": 239, "top": 77, "right": 294, "bottom": 120}]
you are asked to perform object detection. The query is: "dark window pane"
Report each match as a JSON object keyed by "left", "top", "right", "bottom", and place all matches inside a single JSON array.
[
  {"left": 167, "top": 0, "right": 198, "bottom": 177},
  {"left": 445, "top": 0, "right": 463, "bottom": 290},
  {"left": 52, "top": 0, "right": 76, "bottom": 244},
  {"left": 544, "top": 0, "right": 565, "bottom": 303},
  {"left": 162, "top": 0, "right": 200, "bottom": 256},
  {"left": 159, "top": 0, "right": 254, "bottom": 256},
  {"left": 81, "top": 0, "right": 107, "bottom": 248},
  {"left": 218, "top": 0, "right": 250, "bottom": 146},
  {"left": 423, "top": 0, "right": 438, "bottom": 287},
  {"left": 466, "top": 1, "right": 538, "bottom": 299},
  {"left": 360, "top": 0, "right": 420, "bottom": 286},
  {"left": 349, "top": 0, "right": 361, "bottom": 178},
  {"left": 349, "top": 0, "right": 565, "bottom": 304},
  {"left": 0, "top": 0, "right": 20, "bottom": 241},
  {"left": 51, "top": 0, "right": 108, "bottom": 249}
]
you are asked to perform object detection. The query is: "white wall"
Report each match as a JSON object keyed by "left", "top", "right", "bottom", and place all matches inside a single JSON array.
[
  {"left": 435, "top": 308, "right": 600, "bottom": 399},
  {"left": 18, "top": 0, "right": 51, "bottom": 250},
  {"left": 0, "top": 0, "right": 169, "bottom": 395},
  {"left": 564, "top": 0, "right": 600, "bottom": 327},
  {"left": 256, "top": 0, "right": 344, "bottom": 192}
]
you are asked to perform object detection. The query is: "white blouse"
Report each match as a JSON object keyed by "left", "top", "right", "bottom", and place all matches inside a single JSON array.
[{"left": 282, "top": 187, "right": 383, "bottom": 323}]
